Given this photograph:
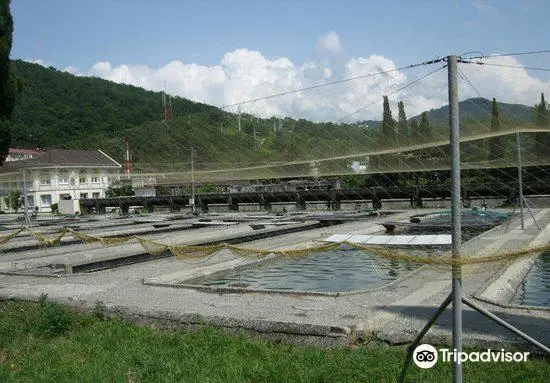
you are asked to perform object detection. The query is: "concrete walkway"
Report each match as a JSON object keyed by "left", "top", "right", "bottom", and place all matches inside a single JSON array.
[{"left": 0, "top": 209, "right": 549, "bottom": 352}]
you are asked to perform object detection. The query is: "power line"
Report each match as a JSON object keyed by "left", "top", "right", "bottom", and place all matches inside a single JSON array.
[
  {"left": 337, "top": 64, "right": 447, "bottom": 123},
  {"left": 461, "top": 60, "right": 550, "bottom": 72},
  {"left": 220, "top": 58, "right": 445, "bottom": 110},
  {"left": 457, "top": 66, "right": 483, "bottom": 98},
  {"left": 462, "top": 49, "right": 550, "bottom": 60}
]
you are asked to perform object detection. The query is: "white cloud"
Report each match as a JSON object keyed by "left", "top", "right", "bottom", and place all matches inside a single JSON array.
[
  {"left": 316, "top": 31, "right": 343, "bottom": 54},
  {"left": 24, "top": 59, "right": 47, "bottom": 67},
  {"left": 57, "top": 31, "right": 549, "bottom": 122},
  {"left": 62, "top": 65, "right": 78, "bottom": 74}
]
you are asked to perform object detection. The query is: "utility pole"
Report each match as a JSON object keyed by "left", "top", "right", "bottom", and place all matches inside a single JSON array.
[
  {"left": 448, "top": 54, "right": 463, "bottom": 383},
  {"left": 513, "top": 130, "right": 540, "bottom": 230},
  {"left": 238, "top": 106, "right": 241, "bottom": 132},
  {"left": 190, "top": 147, "right": 196, "bottom": 214},
  {"left": 399, "top": 55, "right": 550, "bottom": 383},
  {"left": 253, "top": 114, "right": 258, "bottom": 151},
  {"left": 22, "top": 170, "right": 30, "bottom": 227},
  {"left": 516, "top": 130, "right": 525, "bottom": 230}
]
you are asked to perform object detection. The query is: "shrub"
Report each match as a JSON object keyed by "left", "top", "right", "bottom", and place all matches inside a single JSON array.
[{"left": 34, "top": 294, "right": 73, "bottom": 337}]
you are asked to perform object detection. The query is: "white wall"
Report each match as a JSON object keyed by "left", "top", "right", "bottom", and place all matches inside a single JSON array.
[{"left": 0, "top": 167, "right": 121, "bottom": 213}]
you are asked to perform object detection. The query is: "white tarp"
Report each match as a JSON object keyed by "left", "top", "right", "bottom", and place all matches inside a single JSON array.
[{"left": 323, "top": 234, "right": 452, "bottom": 246}]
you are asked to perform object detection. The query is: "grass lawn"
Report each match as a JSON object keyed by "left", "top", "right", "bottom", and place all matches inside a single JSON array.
[{"left": 0, "top": 298, "right": 548, "bottom": 382}]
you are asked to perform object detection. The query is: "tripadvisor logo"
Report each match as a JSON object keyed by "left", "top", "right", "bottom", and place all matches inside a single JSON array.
[
  {"left": 413, "top": 344, "right": 530, "bottom": 368},
  {"left": 413, "top": 344, "right": 438, "bottom": 368}
]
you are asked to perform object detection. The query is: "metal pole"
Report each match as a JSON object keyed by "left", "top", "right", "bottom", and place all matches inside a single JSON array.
[
  {"left": 448, "top": 55, "right": 463, "bottom": 383},
  {"left": 22, "top": 170, "right": 31, "bottom": 227},
  {"left": 191, "top": 147, "right": 196, "bottom": 214},
  {"left": 516, "top": 130, "right": 525, "bottom": 230},
  {"left": 463, "top": 297, "right": 550, "bottom": 354},
  {"left": 523, "top": 198, "right": 541, "bottom": 230},
  {"left": 398, "top": 293, "right": 453, "bottom": 383}
]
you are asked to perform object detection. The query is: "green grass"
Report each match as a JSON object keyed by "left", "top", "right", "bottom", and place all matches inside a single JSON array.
[{"left": 0, "top": 298, "right": 548, "bottom": 382}]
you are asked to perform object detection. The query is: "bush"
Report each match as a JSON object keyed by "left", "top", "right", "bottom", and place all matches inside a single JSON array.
[{"left": 34, "top": 294, "right": 73, "bottom": 337}]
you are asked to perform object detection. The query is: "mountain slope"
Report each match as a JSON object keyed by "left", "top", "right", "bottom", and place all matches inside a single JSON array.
[
  {"left": 9, "top": 60, "right": 217, "bottom": 148},
  {"left": 6, "top": 60, "right": 539, "bottom": 173}
]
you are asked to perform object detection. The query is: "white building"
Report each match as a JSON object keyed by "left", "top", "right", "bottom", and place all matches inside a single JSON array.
[
  {"left": 5, "top": 148, "right": 42, "bottom": 162},
  {"left": 0, "top": 149, "right": 122, "bottom": 213}
]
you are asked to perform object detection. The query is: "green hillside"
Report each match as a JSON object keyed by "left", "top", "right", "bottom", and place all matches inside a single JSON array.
[{"left": 6, "top": 60, "right": 542, "bottom": 175}]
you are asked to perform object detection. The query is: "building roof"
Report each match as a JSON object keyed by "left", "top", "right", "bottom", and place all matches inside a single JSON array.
[
  {"left": 8, "top": 148, "right": 43, "bottom": 156},
  {"left": 0, "top": 149, "right": 121, "bottom": 174}
]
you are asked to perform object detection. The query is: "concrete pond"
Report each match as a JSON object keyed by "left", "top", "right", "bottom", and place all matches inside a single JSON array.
[{"left": 0, "top": 207, "right": 549, "bottom": 353}]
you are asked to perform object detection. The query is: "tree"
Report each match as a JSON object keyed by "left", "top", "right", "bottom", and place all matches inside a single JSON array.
[
  {"left": 397, "top": 101, "right": 408, "bottom": 146},
  {"left": 105, "top": 185, "right": 134, "bottom": 198},
  {"left": 489, "top": 98, "right": 504, "bottom": 161},
  {"left": 536, "top": 92, "right": 548, "bottom": 126},
  {"left": 419, "top": 112, "right": 431, "bottom": 142},
  {"left": 410, "top": 119, "right": 420, "bottom": 144},
  {"left": 535, "top": 92, "right": 549, "bottom": 153},
  {"left": 5, "top": 190, "right": 22, "bottom": 212},
  {"left": 0, "top": 0, "right": 15, "bottom": 166},
  {"left": 378, "top": 96, "right": 396, "bottom": 168}
]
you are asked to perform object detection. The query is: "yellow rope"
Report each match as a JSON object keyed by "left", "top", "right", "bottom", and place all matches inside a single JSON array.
[
  {"left": 0, "top": 228, "right": 23, "bottom": 244},
  {"left": 0, "top": 226, "right": 547, "bottom": 267}
]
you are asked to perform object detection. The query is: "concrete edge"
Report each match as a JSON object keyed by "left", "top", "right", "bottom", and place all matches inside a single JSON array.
[
  {"left": 471, "top": 214, "right": 550, "bottom": 310},
  {"left": 0, "top": 295, "right": 355, "bottom": 348}
]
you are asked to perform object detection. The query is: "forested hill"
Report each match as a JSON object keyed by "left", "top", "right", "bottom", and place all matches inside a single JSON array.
[
  {"left": 418, "top": 97, "right": 534, "bottom": 126},
  {"left": 9, "top": 60, "right": 217, "bottom": 148},
  {"left": 7, "top": 60, "right": 537, "bottom": 171}
]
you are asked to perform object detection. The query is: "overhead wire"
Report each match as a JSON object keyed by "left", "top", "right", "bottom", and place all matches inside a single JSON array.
[
  {"left": 220, "top": 58, "right": 445, "bottom": 110},
  {"left": 337, "top": 65, "right": 447, "bottom": 123}
]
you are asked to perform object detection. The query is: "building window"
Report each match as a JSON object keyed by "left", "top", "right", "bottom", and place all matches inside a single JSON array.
[
  {"left": 79, "top": 177, "right": 87, "bottom": 184},
  {"left": 60, "top": 193, "right": 71, "bottom": 200},
  {"left": 40, "top": 194, "right": 52, "bottom": 207},
  {"left": 91, "top": 177, "right": 99, "bottom": 184},
  {"left": 92, "top": 192, "right": 100, "bottom": 199},
  {"left": 80, "top": 193, "right": 88, "bottom": 200},
  {"left": 59, "top": 177, "right": 69, "bottom": 185},
  {"left": 40, "top": 179, "right": 51, "bottom": 186}
]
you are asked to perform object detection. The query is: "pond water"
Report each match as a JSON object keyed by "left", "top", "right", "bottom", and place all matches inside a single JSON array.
[
  {"left": 187, "top": 249, "right": 423, "bottom": 293},
  {"left": 513, "top": 252, "right": 550, "bottom": 307}
]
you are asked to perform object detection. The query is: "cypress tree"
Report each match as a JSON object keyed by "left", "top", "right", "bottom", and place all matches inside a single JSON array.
[
  {"left": 0, "top": 0, "right": 15, "bottom": 166},
  {"left": 379, "top": 96, "right": 395, "bottom": 168},
  {"left": 397, "top": 101, "right": 408, "bottom": 146},
  {"left": 489, "top": 98, "right": 503, "bottom": 161},
  {"left": 410, "top": 120, "right": 420, "bottom": 144},
  {"left": 419, "top": 112, "right": 431, "bottom": 142},
  {"left": 535, "top": 93, "right": 549, "bottom": 154}
]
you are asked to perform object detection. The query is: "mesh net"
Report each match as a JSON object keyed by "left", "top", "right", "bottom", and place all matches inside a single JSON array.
[{"left": 1, "top": 52, "right": 549, "bottom": 284}]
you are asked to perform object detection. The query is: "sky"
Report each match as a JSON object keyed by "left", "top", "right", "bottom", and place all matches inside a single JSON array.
[{"left": 9, "top": 0, "right": 550, "bottom": 122}]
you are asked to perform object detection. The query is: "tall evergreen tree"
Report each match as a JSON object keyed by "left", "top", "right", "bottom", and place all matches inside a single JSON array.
[
  {"left": 378, "top": 96, "right": 395, "bottom": 168},
  {"left": 397, "top": 101, "right": 408, "bottom": 146},
  {"left": 0, "top": 0, "right": 15, "bottom": 166},
  {"left": 419, "top": 112, "right": 431, "bottom": 142},
  {"left": 535, "top": 92, "right": 549, "bottom": 153},
  {"left": 536, "top": 93, "right": 548, "bottom": 126},
  {"left": 410, "top": 119, "right": 420, "bottom": 144},
  {"left": 489, "top": 98, "right": 503, "bottom": 161}
]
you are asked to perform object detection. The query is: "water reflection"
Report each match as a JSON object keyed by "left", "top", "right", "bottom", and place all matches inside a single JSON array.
[
  {"left": 515, "top": 252, "right": 550, "bottom": 307},
  {"left": 190, "top": 249, "right": 421, "bottom": 293}
]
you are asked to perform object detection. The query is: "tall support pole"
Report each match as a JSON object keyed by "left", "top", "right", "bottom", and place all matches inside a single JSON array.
[
  {"left": 190, "top": 147, "right": 196, "bottom": 214},
  {"left": 516, "top": 130, "right": 525, "bottom": 230},
  {"left": 448, "top": 55, "right": 463, "bottom": 383},
  {"left": 22, "top": 170, "right": 31, "bottom": 227},
  {"left": 238, "top": 107, "right": 241, "bottom": 132}
]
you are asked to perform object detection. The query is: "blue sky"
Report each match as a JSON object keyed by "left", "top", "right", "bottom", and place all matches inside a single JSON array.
[{"left": 9, "top": 0, "right": 550, "bottom": 121}]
